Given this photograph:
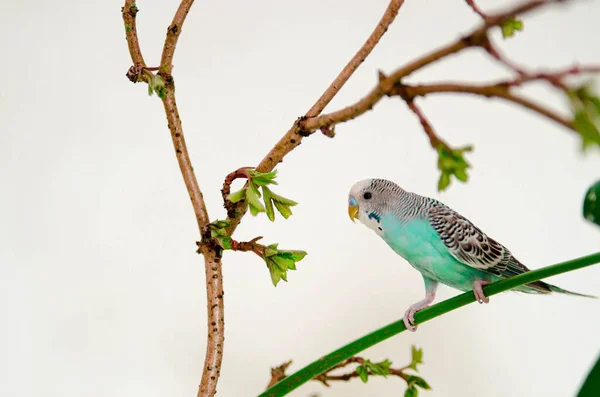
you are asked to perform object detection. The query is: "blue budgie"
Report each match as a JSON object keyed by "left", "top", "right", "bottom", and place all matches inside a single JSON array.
[{"left": 348, "top": 178, "right": 594, "bottom": 331}]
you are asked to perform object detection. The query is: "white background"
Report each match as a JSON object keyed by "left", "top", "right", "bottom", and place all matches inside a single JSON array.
[{"left": 1, "top": 0, "right": 599, "bottom": 396}]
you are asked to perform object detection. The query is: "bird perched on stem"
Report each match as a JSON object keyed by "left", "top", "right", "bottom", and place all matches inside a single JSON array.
[{"left": 348, "top": 178, "right": 594, "bottom": 331}]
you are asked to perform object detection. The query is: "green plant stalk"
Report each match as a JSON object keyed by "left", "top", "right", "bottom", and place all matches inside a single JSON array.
[{"left": 258, "top": 252, "right": 600, "bottom": 397}]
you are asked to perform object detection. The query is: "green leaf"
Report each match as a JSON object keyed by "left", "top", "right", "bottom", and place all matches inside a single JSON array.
[
  {"left": 267, "top": 188, "right": 298, "bottom": 206},
  {"left": 437, "top": 172, "right": 451, "bottom": 191},
  {"left": 573, "top": 111, "right": 600, "bottom": 150},
  {"left": 267, "top": 258, "right": 282, "bottom": 286},
  {"left": 210, "top": 220, "right": 232, "bottom": 230},
  {"left": 278, "top": 250, "right": 307, "bottom": 262},
  {"left": 583, "top": 180, "right": 600, "bottom": 227},
  {"left": 246, "top": 182, "right": 266, "bottom": 215},
  {"left": 264, "top": 246, "right": 278, "bottom": 257},
  {"left": 436, "top": 144, "right": 472, "bottom": 191},
  {"left": 217, "top": 236, "right": 232, "bottom": 250},
  {"left": 247, "top": 170, "right": 278, "bottom": 186},
  {"left": 500, "top": 17, "right": 523, "bottom": 39},
  {"left": 272, "top": 255, "right": 295, "bottom": 273},
  {"left": 366, "top": 359, "right": 391, "bottom": 377},
  {"left": 404, "top": 386, "right": 419, "bottom": 397},
  {"left": 408, "top": 346, "right": 423, "bottom": 371},
  {"left": 273, "top": 201, "right": 293, "bottom": 219},
  {"left": 262, "top": 185, "right": 276, "bottom": 222},
  {"left": 262, "top": 244, "right": 304, "bottom": 286},
  {"left": 227, "top": 188, "right": 246, "bottom": 203},
  {"left": 578, "top": 353, "right": 600, "bottom": 397},
  {"left": 356, "top": 365, "right": 368, "bottom": 383},
  {"left": 147, "top": 74, "right": 166, "bottom": 99},
  {"left": 407, "top": 375, "right": 431, "bottom": 390},
  {"left": 568, "top": 83, "right": 600, "bottom": 150}
]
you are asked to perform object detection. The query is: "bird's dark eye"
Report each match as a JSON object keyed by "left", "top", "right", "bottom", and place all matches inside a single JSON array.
[{"left": 363, "top": 192, "right": 372, "bottom": 200}]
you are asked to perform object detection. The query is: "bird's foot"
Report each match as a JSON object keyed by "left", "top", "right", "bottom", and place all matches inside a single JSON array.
[
  {"left": 473, "top": 280, "right": 491, "bottom": 304},
  {"left": 403, "top": 302, "right": 430, "bottom": 332}
]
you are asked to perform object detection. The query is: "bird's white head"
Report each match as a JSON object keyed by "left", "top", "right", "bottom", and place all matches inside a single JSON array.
[{"left": 348, "top": 178, "right": 407, "bottom": 230}]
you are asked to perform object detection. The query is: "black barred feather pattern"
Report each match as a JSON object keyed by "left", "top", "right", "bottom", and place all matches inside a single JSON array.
[{"left": 427, "top": 201, "right": 552, "bottom": 293}]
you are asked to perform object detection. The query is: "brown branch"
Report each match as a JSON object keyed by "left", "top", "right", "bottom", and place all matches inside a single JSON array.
[
  {"left": 267, "top": 361, "right": 293, "bottom": 389},
  {"left": 121, "top": 1, "right": 145, "bottom": 67},
  {"left": 402, "top": 82, "right": 574, "bottom": 131},
  {"left": 465, "top": 0, "right": 487, "bottom": 19},
  {"left": 121, "top": 2, "right": 224, "bottom": 397},
  {"left": 305, "top": 0, "right": 405, "bottom": 118},
  {"left": 161, "top": 0, "right": 194, "bottom": 72},
  {"left": 229, "top": 236, "right": 265, "bottom": 257},
  {"left": 404, "top": 100, "right": 447, "bottom": 149},
  {"left": 221, "top": 167, "right": 252, "bottom": 218}
]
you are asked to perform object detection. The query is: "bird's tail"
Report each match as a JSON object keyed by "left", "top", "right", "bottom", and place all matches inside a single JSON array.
[
  {"left": 546, "top": 283, "right": 597, "bottom": 298},
  {"left": 521, "top": 280, "right": 597, "bottom": 298}
]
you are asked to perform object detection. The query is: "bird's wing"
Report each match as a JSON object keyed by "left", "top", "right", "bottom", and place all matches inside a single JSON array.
[{"left": 427, "top": 202, "right": 530, "bottom": 278}]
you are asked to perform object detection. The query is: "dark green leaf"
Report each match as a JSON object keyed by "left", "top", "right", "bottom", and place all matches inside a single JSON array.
[
  {"left": 578, "top": 353, "right": 600, "bottom": 397},
  {"left": 227, "top": 188, "right": 246, "bottom": 203},
  {"left": 404, "top": 386, "right": 419, "bottom": 397},
  {"left": 500, "top": 17, "right": 523, "bottom": 39},
  {"left": 356, "top": 365, "right": 368, "bottom": 383},
  {"left": 407, "top": 375, "right": 431, "bottom": 390},
  {"left": 583, "top": 180, "right": 600, "bottom": 227}
]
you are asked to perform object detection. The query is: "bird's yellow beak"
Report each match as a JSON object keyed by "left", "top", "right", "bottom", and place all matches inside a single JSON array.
[{"left": 348, "top": 204, "right": 359, "bottom": 223}]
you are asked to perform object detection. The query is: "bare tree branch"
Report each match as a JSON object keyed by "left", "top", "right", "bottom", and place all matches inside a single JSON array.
[
  {"left": 121, "top": 1, "right": 145, "bottom": 67},
  {"left": 402, "top": 82, "right": 574, "bottom": 131},
  {"left": 122, "top": 2, "right": 224, "bottom": 397},
  {"left": 306, "top": 0, "right": 405, "bottom": 118},
  {"left": 161, "top": 0, "right": 194, "bottom": 72},
  {"left": 465, "top": 0, "right": 487, "bottom": 19}
]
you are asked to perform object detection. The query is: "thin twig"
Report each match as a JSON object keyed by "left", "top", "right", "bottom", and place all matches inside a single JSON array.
[
  {"left": 465, "top": 0, "right": 487, "bottom": 19},
  {"left": 306, "top": 0, "right": 405, "bottom": 118},
  {"left": 221, "top": 167, "right": 253, "bottom": 218},
  {"left": 161, "top": 0, "right": 195, "bottom": 72},
  {"left": 121, "top": 1, "right": 145, "bottom": 66},
  {"left": 404, "top": 100, "right": 447, "bottom": 149},
  {"left": 402, "top": 82, "right": 574, "bottom": 131}
]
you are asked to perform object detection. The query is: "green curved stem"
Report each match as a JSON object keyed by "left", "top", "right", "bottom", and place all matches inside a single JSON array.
[{"left": 258, "top": 252, "right": 600, "bottom": 397}]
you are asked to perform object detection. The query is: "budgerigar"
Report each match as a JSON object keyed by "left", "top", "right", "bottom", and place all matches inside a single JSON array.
[{"left": 348, "top": 178, "right": 594, "bottom": 331}]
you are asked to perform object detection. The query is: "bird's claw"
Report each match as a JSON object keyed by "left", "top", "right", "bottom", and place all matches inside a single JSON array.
[
  {"left": 403, "top": 305, "right": 428, "bottom": 332},
  {"left": 473, "top": 280, "right": 491, "bottom": 304}
]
